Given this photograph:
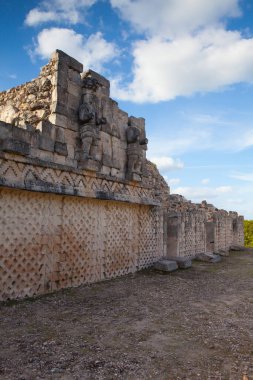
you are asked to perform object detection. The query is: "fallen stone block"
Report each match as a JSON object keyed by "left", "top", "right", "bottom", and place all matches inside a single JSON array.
[
  {"left": 154, "top": 260, "right": 178, "bottom": 272},
  {"left": 195, "top": 252, "right": 222, "bottom": 263},
  {"left": 230, "top": 245, "right": 246, "bottom": 251},
  {"left": 167, "top": 257, "right": 192, "bottom": 269}
]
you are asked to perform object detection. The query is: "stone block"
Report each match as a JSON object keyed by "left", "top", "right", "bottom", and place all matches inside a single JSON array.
[
  {"left": 68, "top": 56, "right": 83, "bottom": 73},
  {"left": 55, "top": 49, "right": 83, "bottom": 73},
  {"left": 154, "top": 260, "right": 178, "bottom": 272},
  {"left": 78, "top": 158, "right": 101, "bottom": 172},
  {"left": 168, "top": 257, "right": 192, "bottom": 269},
  {"left": 53, "top": 154, "right": 66, "bottom": 165},
  {"left": 55, "top": 127, "right": 65, "bottom": 143},
  {"left": 195, "top": 252, "right": 222, "bottom": 263},
  {"left": 103, "top": 153, "right": 113, "bottom": 167},
  {"left": 68, "top": 69, "right": 82, "bottom": 85},
  {"left": 36, "top": 149, "right": 54, "bottom": 162},
  {"left": 68, "top": 81, "right": 82, "bottom": 97},
  {"left": 65, "top": 157, "right": 77, "bottom": 168},
  {"left": 67, "top": 93, "right": 80, "bottom": 110},
  {"left": 230, "top": 245, "right": 245, "bottom": 251},
  {"left": 112, "top": 136, "right": 122, "bottom": 170},
  {"left": 55, "top": 85, "right": 68, "bottom": 104},
  {"left": 54, "top": 141, "right": 68, "bottom": 156},
  {"left": 52, "top": 71, "right": 68, "bottom": 89},
  {"left": 50, "top": 101, "right": 69, "bottom": 117},
  {"left": 0, "top": 138, "right": 30, "bottom": 156},
  {"left": 39, "top": 135, "right": 55, "bottom": 152},
  {"left": 0, "top": 121, "right": 12, "bottom": 139},
  {"left": 49, "top": 113, "right": 69, "bottom": 129},
  {"left": 30, "top": 131, "right": 40, "bottom": 148},
  {"left": 100, "top": 165, "right": 111, "bottom": 175},
  {"left": 66, "top": 144, "right": 75, "bottom": 159},
  {"left": 12, "top": 126, "right": 31, "bottom": 144},
  {"left": 126, "top": 172, "right": 141, "bottom": 182},
  {"left": 111, "top": 168, "right": 119, "bottom": 177}
]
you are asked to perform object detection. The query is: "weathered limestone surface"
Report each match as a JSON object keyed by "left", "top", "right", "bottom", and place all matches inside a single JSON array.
[
  {"left": 0, "top": 50, "right": 244, "bottom": 301},
  {"left": 0, "top": 58, "right": 55, "bottom": 127},
  {"left": 0, "top": 188, "right": 164, "bottom": 300},
  {"left": 167, "top": 196, "right": 244, "bottom": 258},
  {"left": 0, "top": 50, "right": 169, "bottom": 301}
]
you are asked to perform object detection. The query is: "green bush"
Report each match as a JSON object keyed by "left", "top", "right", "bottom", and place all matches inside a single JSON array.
[{"left": 244, "top": 220, "right": 253, "bottom": 248}]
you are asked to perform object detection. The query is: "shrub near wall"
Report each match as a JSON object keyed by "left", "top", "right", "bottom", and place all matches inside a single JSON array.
[{"left": 244, "top": 220, "right": 253, "bottom": 248}]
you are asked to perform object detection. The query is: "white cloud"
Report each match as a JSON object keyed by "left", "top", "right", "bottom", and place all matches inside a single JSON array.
[
  {"left": 201, "top": 178, "right": 210, "bottom": 185},
  {"left": 173, "top": 185, "right": 232, "bottom": 200},
  {"left": 230, "top": 173, "right": 253, "bottom": 182},
  {"left": 150, "top": 156, "right": 184, "bottom": 171},
  {"left": 110, "top": 0, "right": 240, "bottom": 38},
  {"left": 147, "top": 126, "right": 212, "bottom": 156},
  {"left": 112, "top": 28, "right": 253, "bottom": 102},
  {"left": 8, "top": 74, "right": 17, "bottom": 79},
  {"left": 31, "top": 28, "right": 118, "bottom": 72},
  {"left": 25, "top": 0, "right": 96, "bottom": 26},
  {"left": 166, "top": 178, "right": 181, "bottom": 186}
]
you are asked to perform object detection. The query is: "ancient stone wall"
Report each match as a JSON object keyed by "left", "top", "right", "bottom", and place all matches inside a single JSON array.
[
  {"left": 0, "top": 50, "right": 169, "bottom": 300},
  {"left": 167, "top": 196, "right": 244, "bottom": 258},
  {"left": 0, "top": 50, "right": 155, "bottom": 182},
  {"left": 0, "top": 49, "right": 244, "bottom": 301},
  {"left": 0, "top": 187, "right": 163, "bottom": 301}
]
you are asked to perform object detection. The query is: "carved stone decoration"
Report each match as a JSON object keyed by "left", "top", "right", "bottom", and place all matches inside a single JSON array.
[
  {"left": 126, "top": 121, "right": 148, "bottom": 181},
  {"left": 82, "top": 76, "right": 99, "bottom": 91},
  {"left": 78, "top": 92, "right": 106, "bottom": 170}
]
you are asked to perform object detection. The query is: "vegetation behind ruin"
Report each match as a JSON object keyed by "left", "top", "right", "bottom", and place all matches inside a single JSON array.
[{"left": 244, "top": 220, "right": 253, "bottom": 247}]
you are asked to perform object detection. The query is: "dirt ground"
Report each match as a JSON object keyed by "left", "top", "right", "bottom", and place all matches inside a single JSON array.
[{"left": 1, "top": 251, "right": 253, "bottom": 380}]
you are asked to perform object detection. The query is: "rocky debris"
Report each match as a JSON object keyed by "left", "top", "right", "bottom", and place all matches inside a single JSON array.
[
  {"left": 195, "top": 252, "right": 222, "bottom": 263},
  {"left": 153, "top": 259, "right": 178, "bottom": 272},
  {"left": 144, "top": 160, "right": 170, "bottom": 205},
  {"left": 0, "top": 58, "right": 56, "bottom": 128}
]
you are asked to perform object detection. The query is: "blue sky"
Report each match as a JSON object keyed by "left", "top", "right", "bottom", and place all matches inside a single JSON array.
[{"left": 1, "top": 0, "right": 253, "bottom": 218}]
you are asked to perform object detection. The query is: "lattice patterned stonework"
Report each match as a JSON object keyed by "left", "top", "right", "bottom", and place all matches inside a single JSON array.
[
  {"left": 195, "top": 212, "right": 206, "bottom": 255},
  {"left": 0, "top": 188, "right": 163, "bottom": 301}
]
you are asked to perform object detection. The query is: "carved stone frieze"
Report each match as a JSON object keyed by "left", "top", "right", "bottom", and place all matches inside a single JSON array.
[{"left": 0, "top": 157, "right": 160, "bottom": 206}]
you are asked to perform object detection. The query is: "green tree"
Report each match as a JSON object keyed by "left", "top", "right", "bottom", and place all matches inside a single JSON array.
[{"left": 244, "top": 220, "right": 253, "bottom": 248}]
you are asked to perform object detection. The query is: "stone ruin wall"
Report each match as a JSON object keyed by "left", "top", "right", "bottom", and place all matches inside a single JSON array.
[
  {"left": 0, "top": 50, "right": 244, "bottom": 301},
  {"left": 0, "top": 188, "right": 163, "bottom": 300},
  {"left": 167, "top": 195, "right": 244, "bottom": 258},
  {"left": 0, "top": 50, "right": 169, "bottom": 301},
  {"left": 0, "top": 58, "right": 55, "bottom": 128}
]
